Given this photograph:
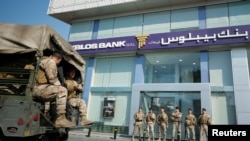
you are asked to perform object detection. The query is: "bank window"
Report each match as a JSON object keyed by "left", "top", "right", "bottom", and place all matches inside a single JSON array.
[
  {"left": 97, "top": 18, "right": 114, "bottom": 39},
  {"left": 209, "top": 51, "right": 233, "bottom": 87},
  {"left": 209, "top": 51, "right": 236, "bottom": 124},
  {"left": 229, "top": 0, "right": 250, "bottom": 26},
  {"left": 69, "top": 21, "right": 94, "bottom": 41},
  {"left": 113, "top": 15, "right": 143, "bottom": 37},
  {"left": 143, "top": 11, "right": 171, "bottom": 34},
  {"left": 144, "top": 52, "right": 201, "bottom": 83},
  {"left": 170, "top": 7, "right": 199, "bottom": 32},
  {"left": 206, "top": 4, "right": 229, "bottom": 28},
  {"left": 93, "top": 56, "right": 135, "bottom": 87}
]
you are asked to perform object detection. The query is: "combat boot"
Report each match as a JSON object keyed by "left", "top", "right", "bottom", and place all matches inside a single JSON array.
[
  {"left": 55, "top": 114, "right": 75, "bottom": 128},
  {"left": 81, "top": 115, "right": 93, "bottom": 126}
]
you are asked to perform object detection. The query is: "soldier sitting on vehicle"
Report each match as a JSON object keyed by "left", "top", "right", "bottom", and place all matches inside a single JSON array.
[
  {"left": 64, "top": 68, "right": 93, "bottom": 126},
  {"left": 33, "top": 52, "right": 75, "bottom": 128}
]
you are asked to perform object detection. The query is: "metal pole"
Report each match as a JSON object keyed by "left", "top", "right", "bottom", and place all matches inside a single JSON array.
[
  {"left": 143, "top": 129, "right": 147, "bottom": 141},
  {"left": 114, "top": 127, "right": 118, "bottom": 140}
]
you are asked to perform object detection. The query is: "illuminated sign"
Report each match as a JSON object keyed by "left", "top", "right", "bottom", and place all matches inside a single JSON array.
[{"left": 70, "top": 25, "right": 250, "bottom": 55}]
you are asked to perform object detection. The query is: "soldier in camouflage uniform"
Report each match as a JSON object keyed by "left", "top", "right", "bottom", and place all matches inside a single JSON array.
[
  {"left": 197, "top": 108, "right": 211, "bottom": 141},
  {"left": 156, "top": 107, "right": 168, "bottom": 141},
  {"left": 171, "top": 107, "right": 182, "bottom": 141},
  {"left": 33, "top": 52, "right": 75, "bottom": 128},
  {"left": 146, "top": 108, "right": 156, "bottom": 141},
  {"left": 64, "top": 68, "right": 93, "bottom": 126},
  {"left": 184, "top": 108, "right": 196, "bottom": 141},
  {"left": 131, "top": 107, "right": 145, "bottom": 141}
]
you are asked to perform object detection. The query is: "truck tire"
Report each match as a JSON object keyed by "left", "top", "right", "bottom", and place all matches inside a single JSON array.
[
  {"left": 0, "top": 129, "right": 7, "bottom": 141},
  {"left": 48, "top": 132, "right": 69, "bottom": 141}
]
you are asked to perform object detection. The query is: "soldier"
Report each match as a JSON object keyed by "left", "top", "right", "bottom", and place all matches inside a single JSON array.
[
  {"left": 33, "top": 52, "right": 75, "bottom": 128},
  {"left": 184, "top": 108, "right": 196, "bottom": 141},
  {"left": 64, "top": 68, "right": 93, "bottom": 126},
  {"left": 145, "top": 108, "right": 156, "bottom": 141},
  {"left": 156, "top": 107, "right": 168, "bottom": 141},
  {"left": 171, "top": 107, "right": 182, "bottom": 141},
  {"left": 131, "top": 107, "right": 145, "bottom": 141},
  {"left": 197, "top": 108, "right": 211, "bottom": 141}
]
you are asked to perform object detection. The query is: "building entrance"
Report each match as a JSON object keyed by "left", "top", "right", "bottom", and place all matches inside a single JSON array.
[{"left": 140, "top": 91, "right": 201, "bottom": 140}]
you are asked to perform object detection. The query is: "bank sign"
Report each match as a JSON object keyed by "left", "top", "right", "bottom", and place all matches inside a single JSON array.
[{"left": 70, "top": 25, "right": 250, "bottom": 55}]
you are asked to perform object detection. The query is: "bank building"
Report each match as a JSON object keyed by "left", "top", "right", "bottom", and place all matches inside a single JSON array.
[{"left": 48, "top": 0, "right": 250, "bottom": 139}]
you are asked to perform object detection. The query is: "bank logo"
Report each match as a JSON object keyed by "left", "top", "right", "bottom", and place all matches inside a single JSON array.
[{"left": 136, "top": 34, "right": 149, "bottom": 49}]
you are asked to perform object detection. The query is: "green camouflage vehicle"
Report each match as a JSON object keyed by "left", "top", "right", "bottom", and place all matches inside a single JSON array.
[{"left": 0, "top": 23, "right": 88, "bottom": 141}]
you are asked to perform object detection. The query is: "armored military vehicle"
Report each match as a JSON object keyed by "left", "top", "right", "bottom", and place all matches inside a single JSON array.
[{"left": 0, "top": 23, "right": 89, "bottom": 141}]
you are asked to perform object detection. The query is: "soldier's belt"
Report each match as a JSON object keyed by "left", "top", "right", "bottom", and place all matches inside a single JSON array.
[{"left": 136, "top": 120, "right": 142, "bottom": 122}]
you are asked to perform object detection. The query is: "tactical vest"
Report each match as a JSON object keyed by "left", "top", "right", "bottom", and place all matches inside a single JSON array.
[
  {"left": 146, "top": 113, "right": 156, "bottom": 123},
  {"left": 134, "top": 112, "right": 144, "bottom": 121},
  {"left": 199, "top": 114, "right": 211, "bottom": 125},
  {"left": 158, "top": 113, "right": 168, "bottom": 124},
  {"left": 185, "top": 114, "right": 196, "bottom": 126},
  {"left": 171, "top": 112, "right": 182, "bottom": 122},
  {"left": 35, "top": 57, "right": 49, "bottom": 85},
  {"left": 35, "top": 68, "right": 48, "bottom": 85}
]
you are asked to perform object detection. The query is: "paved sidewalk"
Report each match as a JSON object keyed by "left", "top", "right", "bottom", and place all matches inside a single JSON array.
[
  {"left": 69, "top": 130, "right": 189, "bottom": 141},
  {"left": 69, "top": 130, "right": 132, "bottom": 141}
]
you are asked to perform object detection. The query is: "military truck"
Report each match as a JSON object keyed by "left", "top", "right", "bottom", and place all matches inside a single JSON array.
[{"left": 0, "top": 23, "right": 89, "bottom": 141}]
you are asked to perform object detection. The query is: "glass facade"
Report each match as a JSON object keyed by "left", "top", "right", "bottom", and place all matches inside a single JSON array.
[
  {"left": 206, "top": 1, "right": 250, "bottom": 28},
  {"left": 69, "top": 21, "right": 94, "bottom": 41},
  {"left": 209, "top": 51, "right": 236, "bottom": 124},
  {"left": 144, "top": 52, "right": 201, "bottom": 83},
  {"left": 69, "top": 0, "right": 250, "bottom": 41},
  {"left": 87, "top": 56, "right": 135, "bottom": 133}
]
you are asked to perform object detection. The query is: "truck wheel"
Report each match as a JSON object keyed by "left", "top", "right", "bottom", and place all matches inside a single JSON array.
[
  {"left": 0, "top": 130, "right": 7, "bottom": 141},
  {"left": 57, "top": 130, "right": 69, "bottom": 141},
  {"left": 48, "top": 132, "right": 69, "bottom": 141}
]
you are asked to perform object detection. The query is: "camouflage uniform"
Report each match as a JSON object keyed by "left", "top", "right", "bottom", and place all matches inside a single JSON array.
[
  {"left": 64, "top": 77, "right": 93, "bottom": 126},
  {"left": 197, "top": 108, "right": 211, "bottom": 141},
  {"left": 184, "top": 109, "right": 196, "bottom": 141},
  {"left": 171, "top": 108, "right": 182, "bottom": 141},
  {"left": 146, "top": 109, "right": 156, "bottom": 141},
  {"left": 157, "top": 109, "right": 168, "bottom": 141},
  {"left": 33, "top": 56, "right": 74, "bottom": 128},
  {"left": 131, "top": 108, "right": 145, "bottom": 141}
]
